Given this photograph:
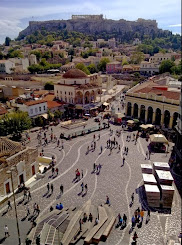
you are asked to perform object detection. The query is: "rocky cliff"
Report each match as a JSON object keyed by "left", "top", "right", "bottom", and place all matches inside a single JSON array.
[{"left": 18, "top": 18, "right": 163, "bottom": 39}]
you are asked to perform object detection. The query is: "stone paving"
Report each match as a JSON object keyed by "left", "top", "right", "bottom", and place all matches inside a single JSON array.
[{"left": 0, "top": 107, "right": 181, "bottom": 244}]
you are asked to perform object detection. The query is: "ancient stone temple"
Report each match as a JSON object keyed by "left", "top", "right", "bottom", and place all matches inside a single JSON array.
[{"left": 0, "top": 137, "right": 38, "bottom": 196}]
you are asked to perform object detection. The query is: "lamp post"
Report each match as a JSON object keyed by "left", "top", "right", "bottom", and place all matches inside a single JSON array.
[{"left": 6, "top": 167, "right": 21, "bottom": 245}]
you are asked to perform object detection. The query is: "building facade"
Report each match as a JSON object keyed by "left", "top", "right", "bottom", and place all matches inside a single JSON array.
[
  {"left": 140, "top": 61, "right": 159, "bottom": 75},
  {"left": 0, "top": 138, "right": 38, "bottom": 196},
  {"left": 0, "top": 60, "right": 15, "bottom": 74},
  {"left": 106, "top": 61, "right": 122, "bottom": 74},
  {"left": 125, "top": 83, "right": 179, "bottom": 128}
]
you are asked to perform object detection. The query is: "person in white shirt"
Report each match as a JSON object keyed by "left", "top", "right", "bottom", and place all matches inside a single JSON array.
[{"left": 4, "top": 225, "right": 9, "bottom": 237}]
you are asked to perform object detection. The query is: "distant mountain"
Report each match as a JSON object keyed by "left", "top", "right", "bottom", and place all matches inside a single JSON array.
[{"left": 18, "top": 15, "right": 171, "bottom": 41}]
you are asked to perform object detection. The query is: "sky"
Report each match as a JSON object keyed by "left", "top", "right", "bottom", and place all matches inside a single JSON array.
[{"left": 0, "top": 0, "right": 181, "bottom": 44}]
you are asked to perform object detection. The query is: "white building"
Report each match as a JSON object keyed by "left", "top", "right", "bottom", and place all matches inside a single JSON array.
[
  {"left": 16, "top": 100, "right": 47, "bottom": 118},
  {"left": 140, "top": 61, "right": 159, "bottom": 75},
  {"left": 9, "top": 57, "right": 30, "bottom": 73},
  {"left": 54, "top": 69, "right": 101, "bottom": 107},
  {"left": 0, "top": 60, "right": 15, "bottom": 74},
  {"left": 150, "top": 53, "right": 173, "bottom": 64}
]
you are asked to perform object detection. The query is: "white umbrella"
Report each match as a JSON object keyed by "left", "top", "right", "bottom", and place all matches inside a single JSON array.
[{"left": 149, "top": 134, "right": 168, "bottom": 144}]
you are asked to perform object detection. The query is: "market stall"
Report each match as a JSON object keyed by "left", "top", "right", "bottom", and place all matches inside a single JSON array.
[{"left": 149, "top": 134, "right": 169, "bottom": 152}]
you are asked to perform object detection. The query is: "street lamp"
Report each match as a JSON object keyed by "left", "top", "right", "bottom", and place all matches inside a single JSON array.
[{"left": 6, "top": 167, "right": 21, "bottom": 245}]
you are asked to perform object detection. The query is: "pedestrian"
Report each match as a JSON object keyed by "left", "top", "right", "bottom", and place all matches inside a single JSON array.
[
  {"left": 133, "top": 231, "right": 138, "bottom": 242},
  {"left": 123, "top": 214, "right": 127, "bottom": 226},
  {"left": 33, "top": 203, "right": 37, "bottom": 215},
  {"left": 51, "top": 184, "right": 53, "bottom": 193},
  {"left": 94, "top": 217, "right": 99, "bottom": 225},
  {"left": 93, "top": 163, "right": 96, "bottom": 172},
  {"left": 81, "top": 170, "right": 83, "bottom": 179},
  {"left": 57, "top": 140, "right": 60, "bottom": 147},
  {"left": 100, "top": 145, "right": 103, "bottom": 153},
  {"left": 7, "top": 200, "right": 12, "bottom": 211},
  {"left": 106, "top": 196, "right": 110, "bottom": 206},
  {"left": 131, "top": 215, "right": 135, "bottom": 228},
  {"left": 79, "top": 218, "right": 82, "bottom": 231},
  {"left": 26, "top": 205, "right": 30, "bottom": 216},
  {"left": 87, "top": 146, "right": 89, "bottom": 153},
  {"left": 145, "top": 150, "right": 148, "bottom": 160},
  {"left": 122, "top": 157, "right": 125, "bottom": 166},
  {"left": 52, "top": 167, "right": 55, "bottom": 176},
  {"left": 85, "top": 184, "right": 88, "bottom": 194},
  {"left": 131, "top": 193, "right": 134, "bottom": 203},
  {"left": 140, "top": 210, "right": 144, "bottom": 222},
  {"left": 148, "top": 150, "right": 151, "bottom": 159},
  {"left": 60, "top": 184, "right": 64, "bottom": 194},
  {"left": 36, "top": 204, "right": 40, "bottom": 215},
  {"left": 126, "top": 147, "right": 128, "bottom": 154},
  {"left": 4, "top": 225, "right": 9, "bottom": 237},
  {"left": 55, "top": 168, "right": 59, "bottom": 176},
  {"left": 23, "top": 189, "right": 27, "bottom": 200},
  {"left": 88, "top": 213, "right": 93, "bottom": 222},
  {"left": 118, "top": 213, "right": 121, "bottom": 223},
  {"left": 27, "top": 190, "right": 31, "bottom": 201},
  {"left": 118, "top": 145, "right": 121, "bottom": 152},
  {"left": 47, "top": 183, "right": 50, "bottom": 192},
  {"left": 81, "top": 182, "right": 84, "bottom": 192},
  {"left": 98, "top": 134, "right": 100, "bottom": 140}
]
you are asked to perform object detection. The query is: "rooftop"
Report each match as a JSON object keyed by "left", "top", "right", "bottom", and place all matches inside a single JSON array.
[
  {"left": 24, "top": 100, "right": 46, "bottom": 106},
  {"left": 62, "top": 69, "right": 88, "bottom": 79}
]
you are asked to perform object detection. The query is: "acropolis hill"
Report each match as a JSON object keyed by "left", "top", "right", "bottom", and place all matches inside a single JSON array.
[{"left": 18, "top": 15, "right": 168, "bottom": 39}]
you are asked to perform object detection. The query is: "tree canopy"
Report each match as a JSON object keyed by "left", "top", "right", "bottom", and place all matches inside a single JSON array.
[
  {"left": 97, "top": 57, "right": 110, "bottom": 72},
  {"left": 0, "top": 111, "right": 31, "bottom": 139},
  {"left": 159, "top": 60, "right": 175, "bottom": 74},
  {"left": 75, "top": 63, "right": 90, "bottom": 75}
]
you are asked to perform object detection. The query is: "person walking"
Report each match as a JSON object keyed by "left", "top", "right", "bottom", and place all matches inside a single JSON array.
[
  {"left": 85, "top": 184, "right": 88, "bottom": 194},
  {"left": 148, "top": 150, "right": 151, "bottom": 160},
  {"left": 100, "top": 145, "right": 103, "bottom": 153},
  {"left": 131, "top": 215, "right": 135, "bottom": 228},
  {"left": 131, "top": 193, "right": 134, "bottom": 203},
  {"left": 23, "top": 189, "right": 27, "bottom": 201},
  {"left": 26, "top": 205, "right": 30, "bottom": 216},
  {"left": 55, "top": 168, "right": 59, "bottom": 176},
  {"left": 47, "top": 183, "right": 50, "bottom": 192},
  {"left": 33, "top": 203, "right": 37, "bottom": 215},
  {"left": 123, "top": 214, "right": 127, "bottom": 226},
  {"left": 7, "top": 200, "right": 12, "bottom": 211},
  {"left": 57, "top": 140, "right": 60, "bottom": 147},
  {"left": 122, "top": 157, "right": 125, "bottom": 166},
  {"left": 106, "top": 196, "right": 110, "bottom": 206},
  {"left": 27, "top": 190, "right": 32, "bottom": 201},
  {"left": 133, "top": 231, "right": 138, "bottom": 242},
  {"left": 51, "top": 184, "right": 53, "bottom": 193},
  {"left": 36, "top": 204, "right": 40, "bottom": 215},
  {"left": 118, "top": 145, "right": 121, "bottom": 152},
  {"left": 81, "top": 170, "right": 83, "bottom": 179},
  {"left": 52, "top": 167, "right": 55, "bottom": 176},
  {"left": 93, "top": 163, "right": 96, "bottom": 172},
  {"left": 140, "top": 210, "right": 144, "bottom": 222},
  {"left": 4, "top": 225, "right": 9, "bottom": 237},
  {"left": 145, "top": 150, "right": 148, "bottom": 160},
  {"left": 79, "top": 218, "right": 82, "bottom": 231},
  {"left": 98, "top": 134, "right": 100, "bottom": 140},
  {"left": 88, "top": 213, "right": 93, "bottom": 222},
  {"left": 118, "top": 213, "right": 121, "bottom": 223},
  {"left": 60, "top": 185, "right": 64, "bottom": 194},
  {"left": 81, "top": 182, "right": 84, "bottom": 193}
]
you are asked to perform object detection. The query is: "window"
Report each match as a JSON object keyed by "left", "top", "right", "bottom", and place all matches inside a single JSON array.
[
  {"left": 57, "top": 91, "right": 58, "bottom": 94},
  {"left": 39, "top": 107, "right": 41, "bottom": 112},
  {"left": 30, "top": 108, "right": 33, "bottom": 114},
  {"left": 44, "top": 106, "right": 46, "bottom": 110},
  {"left": 60, "top": 91, "right": 62, "bottom": 94},
  {"left": 69, "top": 92, "right": 70, "bottom": 95},
  {"left": 74, "top": 81, "right": 76, "bottom": 85},
  {"left": 65, "top": 91, "right": 66, "bottom": 94}
]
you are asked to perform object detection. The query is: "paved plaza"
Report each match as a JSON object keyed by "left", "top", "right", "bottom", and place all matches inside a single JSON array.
[{"left": 0, "top": 108, "right": 181, "bottom": 244}]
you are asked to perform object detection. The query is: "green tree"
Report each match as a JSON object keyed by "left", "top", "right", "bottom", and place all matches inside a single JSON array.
[
  {"left": 44, "top": 82, "right": 54, "bottom": 90},
  {"left": 5, "top": 37, "right": 11, "bottom": 46},
  {"left": 97, "top": 58, "right": 110, "bottom": 72},
  {"left": 75, "top": 63, "right": 90, "bottom": 75},
  {"left": 130, "top": 51, "right": 144, "bottom": 64},
  {"left": 30, "top": 50, "right": 42, "bottom": 61},
  {"left": 0, "top": 111, "right": 31, "bottom": 139},
  {"left": 159, "top": 60, "right": 175, "bottom": 74},
  {"left": 54, "top": 110, "right": 63, "bottom": 119},
  {"left": 8, "top": 49, "right": 23, "bottom": 58},
  {"left": 87, "top": 63, "right": 98, "bottom": 74}
]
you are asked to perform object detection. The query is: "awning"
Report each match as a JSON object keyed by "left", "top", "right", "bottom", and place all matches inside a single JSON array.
[
  {"left": 41, "top": 113, "right": 48, "bottom": 119},
  {"left": 149, "top": 134, "right": 168, "bottom": 144},
  {"left": 103, "top": 102, "right": 109, "bottom": 106},
  {"left": 140, "top": 124, "right": 154, "bottom": 129},
  {"left": 127, "top": 120, "right": 135, "bottom": 124}
]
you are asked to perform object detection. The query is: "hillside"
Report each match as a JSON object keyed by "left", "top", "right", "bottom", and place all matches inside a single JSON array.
[{"left": 18, "top": 16, "right": 170, "bottom": 41}]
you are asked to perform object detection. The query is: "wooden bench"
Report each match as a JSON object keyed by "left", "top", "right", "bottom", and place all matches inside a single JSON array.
[
  {"left": 84, "top": 206, "right": 108, "bottom": 244},
  {"left": 93, "top": 205, "right": 115, "bottom": 242}
]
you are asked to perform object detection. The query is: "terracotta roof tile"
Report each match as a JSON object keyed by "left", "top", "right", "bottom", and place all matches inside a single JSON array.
[
  {"left": 135, "top": 87, "right": 180, "bottom": 100},
  {"left": 24, "top": 100, "right": 46, "bottom": 106},
  {"left": 47, "top": 101, "right": 65, "bottom": 109}
]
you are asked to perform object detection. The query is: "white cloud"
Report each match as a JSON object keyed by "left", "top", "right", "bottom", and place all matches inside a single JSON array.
[{"left": 169, "top": 24, "right": 182, "bottom": 27}]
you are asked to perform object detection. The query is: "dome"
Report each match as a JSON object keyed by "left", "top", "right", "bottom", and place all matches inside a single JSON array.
[{"left": 63, "top": 69, "right": 88, "bottom": 79}]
